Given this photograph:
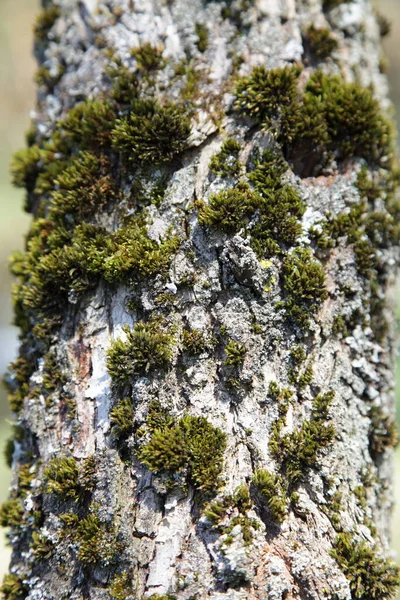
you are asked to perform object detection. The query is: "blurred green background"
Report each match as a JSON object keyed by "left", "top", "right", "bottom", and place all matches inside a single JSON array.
[{"left": 0, "top": 0, "right": 399, "bottom": 581}]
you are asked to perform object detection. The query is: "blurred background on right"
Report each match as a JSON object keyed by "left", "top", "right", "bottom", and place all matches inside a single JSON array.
[{"left": 0, "top": 0, "right": 399, "bottom": 585}]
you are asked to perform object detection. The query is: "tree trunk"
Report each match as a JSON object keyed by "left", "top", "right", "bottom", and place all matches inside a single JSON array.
[{"left": 2, "top": 0, "right": 400, "bottom": 599}]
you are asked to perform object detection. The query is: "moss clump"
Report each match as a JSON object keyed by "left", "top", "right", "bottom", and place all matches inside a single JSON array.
[
  {"left": 33, "top": 6, "right": 60, "bottom": 42},
  {"left": 106, "top": 321, "right": 175, "bottom": 387},
  {"left": 252, "top": 469, "right": 288, "bottom": 524},
  {"left": 209, "top": 138, "right": 241, "bottom": 177},
  {"left": 181, "top": 328, "right": 209, "bottom": 355},
  {"left": 10, "top": 145, "right": 42, "bottom": 193},
  {"left": 224, "top": 340, "right": 247, "bottom": 367},
  {"left": 110, "top": 572, "right": 133, "bottom": 600},
  {"left": 270, "top": 391, "right": 335, "bottom": 483},
  {"left": 148, "top": 595, "right": 177, "bottom": 600},
  {"left": 60, "top": 99, "right": 116, "bottom": 150},
  {"left": 195, "top": 23, "right": 209, "bottom": 53},
  {"left": 331, "top": 532, "right": 400, "bottom": 600},
  {"left": 0, "top": 574, "right": 28, "bottom": 600},
  {"left": 131, "top": 42, "right": 165, "bottom": 72},
  {"left": 139, "top": 414, "right": 226, "bottom": 493},
  {"left": 112, "top": 99, "right": 191, "bottom": 165},
  {"left": 44, "top": 457, "right": 80, "bottom": 500},
  {"left": 280, "top": 248, "right": 327, "bottom": 326},
  {"left": 61, "top": 511, "right": 121, "bottom": 566},
  {"left": 199, "top": 151, "right": 305, "bottom": 257},
  {"left": 204, "top": 485, "right": 258, "bottom": 544},
  {"left": 30, "top": 531, "right": 54, "bottom": 560},
  {"left": 303, "top": 25, "right": 338, "bottom": 59},
  {"left": 110, "top": 398, "right": 135, "bottom": 439},
  {"left": 3, "top": 355, "right": 35, "bottom": 414},
  {"left": 0, "top": 499, "right": 24, "bottom": 528},
  {"left": 235, "top": 68, "right": 393, "bottom": 176},
  {"left": 376, "top": 12, "right": 391, "bottom": 38}
]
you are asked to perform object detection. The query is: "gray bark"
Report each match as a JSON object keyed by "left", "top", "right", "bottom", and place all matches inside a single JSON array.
[{"left": 2, "top": 0, "right": 400, "bottom": 599}]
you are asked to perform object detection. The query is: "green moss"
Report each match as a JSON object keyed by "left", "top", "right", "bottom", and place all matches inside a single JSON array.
[
  {"left": 106, "top": 54, "right": 139, "bottom": 104},
  {"left": 376, "top": 11, "right": 391, "bottom": 37},
  {"left": 303, "top": 25, "right": 338, "bottom": 59},
  {"left": 139, "top": 414, "right": 226, "bottom": 493},
  {"left": 33, "top": 6, "right": 60, "bottom": 42},
  {"left": 110, "top": 398, "right": 135, "bottom": 439},
  {"left": 44, "top": 456, "right": 80, "bottom": 500},
  {"left": 181, "top": 328, "right": 209, "bottom": 355},
  {"left": 148, "top": 595, "right": 177, "bottom": 600},
  {"left": 235, "top": 68, "right": 393, "bottom": 176},
  {"left": 209, "top": 138, "right": 241, "bottom": 177},
  {"left": 331, "top": 532, "right": 400, "bottom": 600},
  {"left": 204, "top": 485, "right": 257, "bottom": 544},
  {"left": 270, "top": 391, "right": 335, "bottom": 483},
  {"left": 10, "top": 145, "right": 42, "bottom": 193},
  {"left": 30, "top": 531, "right": 54, "bottom": 560},
  {"left": 110, "top": 572, "right": 133, "bottom": 600},
  {"left": 61, "top": 99, "right": 116, "bottom": 151},
  {"left": 195, "top": 23, "right": 209, "bottom": 53},
  {"left": 199, "top": 151, "right": 304, "bottom": 257},
  {"left": 280, "top": 248, "right": 327, "bottom": 326},
  {"left": 0, "top": 499, "right": 24, "bottom": 528},
  {"left": 3, "top": 355, "right": 35, "bottom": 414},
  {"left": 0, "top": 574, "right": 28, "bottom": 600},
  {"left": 4, "top": 438, "right": 14, "bottom": 468},
  {"left": 112, "top": 99, "right": 191, "bottom": 165},
  {"left": 224, "top": 340, "right": 247, "bottom": 367},
  {"left": 252, "top": 469, "right": 288, "bottom": 524},
  {"left": 131, "top": 42, "right": 165, "bottom": 72},
  {"left": 106, "top": 321, "right": 175, "bottom": 387}
]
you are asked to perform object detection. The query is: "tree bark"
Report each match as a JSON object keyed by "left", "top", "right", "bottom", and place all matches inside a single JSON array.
[{"left": 2, "top": 0, "right": 400, "bottom": 599}]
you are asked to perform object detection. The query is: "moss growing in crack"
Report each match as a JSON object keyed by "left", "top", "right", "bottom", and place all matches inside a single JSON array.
[
  {"left": 0, "top": 574, "right": 28, "bottom": 600},
  {"left": 303, "top": 25, "right": 338, "bottom": 59},
  {"left": 107, "top": 321, "right": 175, "bottom": 387},
  {"left": 199, "top": 151, "right": 304, "bottom": 257},
  {"left": 280, "top": 248, "right": 327, "bottom": 326},
  {"left": 110, "top": 571, "right": 133, "bottom": 600},
  {"left": 209, "top": 138, "right": 241, "bottom": 177},
  {"left": 270, "top": 390, "right": 335, "bottom": 483},
  {"left": 331, "top": 532, "right": 400, "bottom": 600},
  {"left": 110, "top": 398, "right": 135, "bottom": 439},
  {"left": 112, "top": 99, "right": 191, "bottom": 165},
  {"left": 44, "top": 457, "right": 80, "bottom": 500},
  {"left": 61, "top": 510, "right": 122, "bottom": 566},
  {"left": 195, "top": 23, "right": 209, "bottom": 53},
  {"left": 33, "top": 6, "right": 60, "bottom": 42},
  {"left": 0, "top": 499, "right": 24, "bottom": 528},
  {"left": 204, "top": 485, "right": 258, "bottom": 544},
  {"left": 131, "top": 42, "right": 165, "bottom": 72},
  {"left": 181, "top": 328, "right": 209, "bottom": 355},
  {"left": 139, "top": 414, "right": 226, "bottom": 493},
  {"left": 224, "top": 340, "right": 247, "bottom": 367},
  {"left": 252, "top": 469, "right": 288, "bottom": 524},
  {"left": 30, "top": 531, "right": 54, "bottom": 560}
]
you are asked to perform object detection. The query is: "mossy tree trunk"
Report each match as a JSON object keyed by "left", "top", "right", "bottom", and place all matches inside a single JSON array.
[{"left": 2, "top": 0, "right": 400, "bottom": 599}]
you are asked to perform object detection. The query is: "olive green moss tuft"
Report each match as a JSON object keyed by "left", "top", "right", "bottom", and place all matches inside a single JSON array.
[
  {"left": 270, "top": 391, "right": 335, "bottom": 483},
  {"left": 131, "top": 42, "right": 165, "bottom": 72},
  {"left": 280, "top": 248, "right": 327, "bottom": 326},
  {"left": 112, "top": 99, "right": 191, "bottom": 165},
  {"left": 110, "top": 571, "right": 133, "bottom": 600},
  {"left": 0, "top": 499, "right": 24, "bottom": 528},
  {"left": 204, "top": 485, "right": 258, "bottom": 544},
  {"left": 376, "top": 12, "right": 391, "bottom": 38},
  {"left": 252, "top": 469, "right": 288, "bottom": 523},
  {"left": 224, "top": 340, "right": 247, "bottom": 367},
  {"left": 199, "top": 150, "right": 305, "bottom": 257},
  {"left": 44, "top": 456, "right": 95, "bottom": 500},
  {"left": 368, "top": 406, "right": 398, "bottom": 456},
  {"left": 30, "top": 531, "right": 54, "bottom": 560},
  {"left": 148, "top": 595, "right": 177, "bottom": 600},
  {"left": 209, "top": 138, "right": 241, "bottom": 177},
  {"left": 110, "top": 398, "right": 135, "bottom": 439},
  {"left": 195, "top": 23, "right": 209, "bottom": 53},
  {"left": 0, "top": 574, "right": 28, "bottom": 600},
  {"left": 139, "top": 414, "right": 226, "bottom": 493},
  {"left": 33, "top": 6, "right": 60, "bottom": 42},
  {"left": 331, "top": 532, "right": 400, "bottom": 600},
  {"left": 235, "top": 68, "right": 393, "bottom": 176},
  {"left": 106, "top": 321, "right": 175, "bottom": 387},
  {"left": 303, "top": 25, "right": 338, "bottom": 59},
  {"left": 181, "top": 328, "right": 210, "bottom": 355}
]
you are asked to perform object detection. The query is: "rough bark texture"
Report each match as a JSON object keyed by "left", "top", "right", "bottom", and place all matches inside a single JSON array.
[{"left": 2, "top": 1, "right": 400, "bottom": 599}]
